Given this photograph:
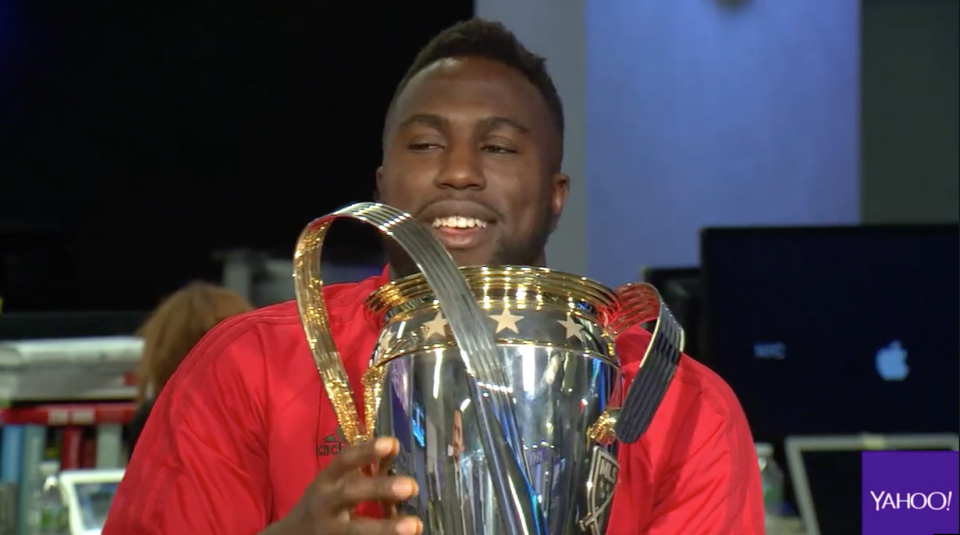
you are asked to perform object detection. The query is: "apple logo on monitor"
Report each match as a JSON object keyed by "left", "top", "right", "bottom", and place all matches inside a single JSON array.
[{"left": 876, "top": 340, "right": 909, "bottom": 381}]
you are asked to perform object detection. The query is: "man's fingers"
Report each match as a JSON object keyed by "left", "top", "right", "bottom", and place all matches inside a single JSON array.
[
  {"left": 314, "top": 438, "right": 418, "bottom": 518},
  {"left": 339, "top": 516, "right": 423, "bottom": 535},
  {"left": 377, "top": 454, "right": 395, "bottom": 477},
  {"left": 325, "top": 473, "right": 419, "bottom": 512},
  {"left": 321, "top": 438, "right": 398, "bottom": 481}
]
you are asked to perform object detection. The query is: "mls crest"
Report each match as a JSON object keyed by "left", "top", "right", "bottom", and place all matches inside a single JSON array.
[{"left": 579, "top": 448, "right": 620, "bottom": 535}]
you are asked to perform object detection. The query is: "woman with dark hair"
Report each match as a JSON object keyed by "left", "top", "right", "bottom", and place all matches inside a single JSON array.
[{"left": 127, "top": 281, "right": 253, "bottom": 454}]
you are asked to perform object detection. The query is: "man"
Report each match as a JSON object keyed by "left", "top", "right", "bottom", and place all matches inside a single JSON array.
[{"left": 104, "top": 18, "right": 764, "bottom": 535}]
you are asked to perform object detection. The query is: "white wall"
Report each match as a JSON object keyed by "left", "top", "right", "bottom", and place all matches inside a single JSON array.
[{"left": 586, "top": 1, "right": 861, "bottom": 285}]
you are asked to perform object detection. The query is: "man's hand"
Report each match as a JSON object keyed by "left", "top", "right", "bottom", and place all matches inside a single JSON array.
[{"left": 272, "top": 437, "right": 422, "bottom": 535}]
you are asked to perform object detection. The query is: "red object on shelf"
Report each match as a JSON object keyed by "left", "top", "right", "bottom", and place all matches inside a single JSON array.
[
  {"left": 61, "top": 427, "right": 84, "bottom": 469},
  {"left": 0, "top": 402, "right": 137, "bottom": 426}
]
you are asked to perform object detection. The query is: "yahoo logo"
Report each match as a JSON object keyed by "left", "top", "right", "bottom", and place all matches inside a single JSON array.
[
  {"left": 870, "top": 491, "right": 954, "bottom": 512},
  {"left": 862, "top": 451, "right": 959, "bottom": 535}
]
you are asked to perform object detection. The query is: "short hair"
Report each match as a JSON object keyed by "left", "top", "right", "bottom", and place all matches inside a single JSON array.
[
  {"left": 389, "top": 18, "right": 565, "bottom": 143},
  {"left": 135, "top": 281, "right": 253, "bottom": 404}
]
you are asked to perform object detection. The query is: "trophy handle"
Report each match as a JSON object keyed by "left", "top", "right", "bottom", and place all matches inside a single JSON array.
[
  {"left": 293, "top": 202, "right": 544, "bottom": 535},
  {"left": 590, "top": 283, "right": 685, "bottom": 445}
]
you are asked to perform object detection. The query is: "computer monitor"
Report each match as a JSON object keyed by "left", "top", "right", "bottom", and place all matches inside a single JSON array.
[
  {"left": 640, "top": 267, "right": 705, "bottom": 365},
  {"left": 701, "top": 225, "right": 960, "bottom": 530},
  {"left": 701, "top": 225, "right": 959, "bottom": 438},
  {"left": 58, "top": 469, "right": 125, "bottom": 535}
]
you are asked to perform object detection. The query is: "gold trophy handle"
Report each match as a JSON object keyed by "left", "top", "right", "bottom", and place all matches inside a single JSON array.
[
  {"left": 590, "top": 283, "right": 684, "bottom": 445},
  {"left": 294, "top": 202, "right": 513, "bottom": 442},
  {"left": 293, "top": 202, "right": 543, "bottom": 535}
]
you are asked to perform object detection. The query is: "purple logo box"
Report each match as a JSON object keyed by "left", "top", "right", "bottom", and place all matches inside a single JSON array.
[{"left": 862, "top": 451, "right": 959, "bottom": 535}]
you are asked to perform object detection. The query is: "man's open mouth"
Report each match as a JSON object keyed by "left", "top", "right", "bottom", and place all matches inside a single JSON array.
[
  {"left": 431, "top": 216, "right": 489, "bottom": 229},
  {"left": 429, "top": 215, "right": 493, "bottom": 249}
]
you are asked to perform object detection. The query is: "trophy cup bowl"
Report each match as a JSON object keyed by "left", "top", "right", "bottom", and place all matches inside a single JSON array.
[
  {"left": 294, "top": 203, "right": 684, "bottom": 535},
  {"left": 367, "top": 266, "right": 626, "bottom": 535}
]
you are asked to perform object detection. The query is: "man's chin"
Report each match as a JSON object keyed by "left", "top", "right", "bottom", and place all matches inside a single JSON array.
[
  {"left": 448, "top": 250, "right": 496, "bottom": 268},
  {"left": 387, "top": 241, "right": 529, "bottom": 277}
]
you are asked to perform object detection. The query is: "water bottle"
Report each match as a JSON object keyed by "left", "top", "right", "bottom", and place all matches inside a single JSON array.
[
  {"left": 37, "top": 462, "right": 69, "bottom": 535},
  {"left": 756, "top": 443, "right": 786, "bottom": 519}
]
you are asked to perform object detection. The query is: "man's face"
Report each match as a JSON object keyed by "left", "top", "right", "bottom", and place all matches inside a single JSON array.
[{"left": 378, "top": 57, "right": 568, "bottom": 272}]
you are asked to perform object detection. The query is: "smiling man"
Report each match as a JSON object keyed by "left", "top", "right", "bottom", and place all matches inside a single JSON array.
[
  {"left": 378, "top": 48, "right": 565, "bottom": 277},
  {"left": 103, "top": 18, "right": 764, "bottom": 535}
]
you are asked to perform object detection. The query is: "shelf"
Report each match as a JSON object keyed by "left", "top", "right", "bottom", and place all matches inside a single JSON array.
[{"left": 0, "top": 337, "right": 141, "bottom": 405}]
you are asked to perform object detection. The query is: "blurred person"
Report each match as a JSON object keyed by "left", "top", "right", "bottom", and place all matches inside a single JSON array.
[
  {"left": 105, "top": 18, "right": 763, "bottom": 535},
  {"left": 127, "top": 281, "right": 254, "bottom": 454}
]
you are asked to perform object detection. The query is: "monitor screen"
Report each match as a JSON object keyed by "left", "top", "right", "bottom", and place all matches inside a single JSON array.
[
  {"left": 700, "top": 225, "right": 959, "bottom": 442},
  {"left": 74, "top": 481, "right": 119, "bottom": 532}
]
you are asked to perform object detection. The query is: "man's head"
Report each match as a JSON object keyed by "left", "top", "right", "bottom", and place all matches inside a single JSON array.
[{"left": 377, "top": 18, "right": 568, "bottom": 275}]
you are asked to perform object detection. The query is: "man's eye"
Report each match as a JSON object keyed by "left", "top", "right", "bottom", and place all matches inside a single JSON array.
[
  {"left": 482, "top": 145, "right": 516, "bottom": 154},
  {"left": 409, "top": 143, "right": 441, "bottom": 151}
]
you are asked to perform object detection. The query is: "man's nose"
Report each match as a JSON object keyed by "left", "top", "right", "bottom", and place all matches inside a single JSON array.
[{"left": 434, "top": 143, "right": 486, "bottom": 190}]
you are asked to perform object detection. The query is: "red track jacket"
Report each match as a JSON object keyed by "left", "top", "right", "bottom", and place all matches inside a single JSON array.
[{"left": 103, "top": 269, "right": 764, "bottom": 535}]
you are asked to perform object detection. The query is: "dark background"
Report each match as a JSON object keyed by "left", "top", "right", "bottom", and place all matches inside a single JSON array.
[
  {"left": 0, "top": 0, "right": 472, "bottom": 310},
  {"left": 2, "top": 0, "right": 957, "bottom": 313}
]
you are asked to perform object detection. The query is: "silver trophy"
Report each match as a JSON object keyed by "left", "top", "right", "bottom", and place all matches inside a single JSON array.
[{"left": 294, "top": 203, "right": 684, "bottom": 535}]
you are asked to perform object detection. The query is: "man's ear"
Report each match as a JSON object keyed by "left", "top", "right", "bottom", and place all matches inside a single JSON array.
[{"left": 550, "top": 172, "right": 570, "bottom": 231}]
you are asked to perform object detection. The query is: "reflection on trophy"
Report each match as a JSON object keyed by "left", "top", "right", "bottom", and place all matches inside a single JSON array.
[
  {"left": 294, "top": 202, "right": 684, "bottom": 535},
  {"left": 450, "top": 410, "right": 465, "bottom": 462}
]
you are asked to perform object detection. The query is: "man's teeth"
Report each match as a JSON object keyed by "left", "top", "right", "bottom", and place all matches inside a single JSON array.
[{"left": 432, "top": 216, "right": 488, "bottom": 229}]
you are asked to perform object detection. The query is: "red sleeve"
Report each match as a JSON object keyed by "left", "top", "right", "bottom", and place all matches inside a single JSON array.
[
  {"left": 643, "top": 391, "right": 765, "bottom": 535},
  {"left": 103, "top": 318, "right": 271, "bottom": 535}
]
